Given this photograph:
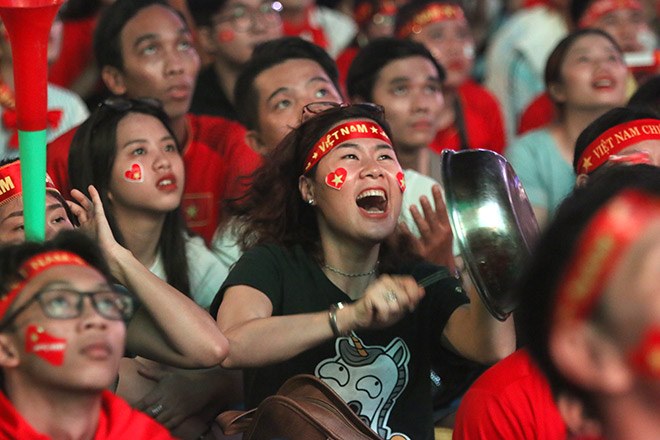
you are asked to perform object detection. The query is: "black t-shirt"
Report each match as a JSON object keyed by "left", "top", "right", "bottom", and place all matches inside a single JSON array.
[{"left": 210, "top": 244, "right": 469, "bottom": 440}]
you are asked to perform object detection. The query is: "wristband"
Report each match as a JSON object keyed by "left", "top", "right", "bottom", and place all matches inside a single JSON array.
[{"left": 328, "top": 302, "right": 346, "bottom": 337}]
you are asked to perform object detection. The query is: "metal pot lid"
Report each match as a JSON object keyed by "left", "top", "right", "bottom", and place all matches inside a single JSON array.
[{"left": 441, "top": 149, "right": 539, "bottom": 320}]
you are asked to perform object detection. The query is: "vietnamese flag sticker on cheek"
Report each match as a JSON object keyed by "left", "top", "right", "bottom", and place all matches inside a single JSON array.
[
  {"left": 397, "top": 171, "right": 406, "bottom": 192},
  {"left": 123, "top": 163, "right": 144, "bottom": 183},
  {"left": 25, "top": 325, "right": 67, "bottom": 366},
  {"left": 217, "top": 29, "right": 235, "bottom": 42},
  {"left": 325, "top": 167, "right": 347, "bottom": 190}
]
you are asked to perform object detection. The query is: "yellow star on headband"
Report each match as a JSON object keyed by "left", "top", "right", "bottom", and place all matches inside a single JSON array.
[
  {"left": 312, "top": 152, "right": 318, "bottom": 160},
  {"left": 581, "top": 156, "right": 593, "bottom": 172},
  {"left": 332, "top": 174, "right": 344, "bottom": 185},
  {"left": 370, "top": 126, "right": 379, "bottom": 133}
]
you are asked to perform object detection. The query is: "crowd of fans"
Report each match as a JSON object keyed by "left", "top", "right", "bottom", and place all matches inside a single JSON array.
[{"left": 0, "top": 0, "right": 658, "bottom": 438}]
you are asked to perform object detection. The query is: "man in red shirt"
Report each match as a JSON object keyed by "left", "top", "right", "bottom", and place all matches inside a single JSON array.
[
  {"left": 0, "top": 231, "right": 175, "bottom": 439},
  {"left": 47, "top": 0, "right": 262, "bottom": 244}
]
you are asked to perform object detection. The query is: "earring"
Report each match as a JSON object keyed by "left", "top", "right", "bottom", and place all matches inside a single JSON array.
[{"left": 308, "top": 199, "right": 315, "bottom": 205}]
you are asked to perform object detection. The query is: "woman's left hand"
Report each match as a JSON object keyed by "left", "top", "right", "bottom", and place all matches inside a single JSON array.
[{"left": 399, "top": 185, "right": 455, "bottom": 269}]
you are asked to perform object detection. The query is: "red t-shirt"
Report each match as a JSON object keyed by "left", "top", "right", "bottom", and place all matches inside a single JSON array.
[
  {"left": 49, "top": 17, "right": 97, "bottom": 89},
  {"left": 336, "top": 45, "right": 358, "bottom": 96},
  {"left": 518, "top": 92, "right": 556, "bottom": 136},
  {"left": 0, "top": 390, "right": 175, "bottom": 439},
  {"left": 453, "top": 349, "right": 567, "bottom": 440},
  {"left": 47, "top": 113, "right": 261, "bottom": 244},
  {"left": 430, "top": 80, "right": 506, "bottom": 155}
]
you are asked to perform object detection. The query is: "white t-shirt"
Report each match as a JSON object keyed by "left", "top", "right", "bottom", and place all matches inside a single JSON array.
[{"left": 149, "top": 234, "right": 227, "bottom": 309}]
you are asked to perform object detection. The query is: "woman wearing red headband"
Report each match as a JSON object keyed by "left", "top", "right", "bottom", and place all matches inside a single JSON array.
[
  {"left": 211, "top": 104, "right": 515, "bottom": 440},
  {"left": 395, "top": 0, "right": 507, "bottom": 155}
]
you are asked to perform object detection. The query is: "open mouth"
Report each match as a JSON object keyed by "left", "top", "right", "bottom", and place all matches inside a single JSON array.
[
  {"left": 356, "top": 189, "right": 387, "bottom": 214},
  {"left": 593, "top": 77, "right": 615, "bottom": 89}
]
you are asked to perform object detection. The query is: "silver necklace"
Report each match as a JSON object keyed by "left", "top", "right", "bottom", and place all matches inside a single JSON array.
[{"left": 322, "top": 262, "right": 378, "bottom": 278}]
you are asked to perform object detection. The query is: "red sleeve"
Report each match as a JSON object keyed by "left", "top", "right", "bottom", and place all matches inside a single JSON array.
[
  {"left": 458, "top": 81, "right": 507, "bottom": 154},
  {"left": 49, "top": 18, "right": 96, "bottom": 88},
  {"left": 518, "top": 92, "right": 556, "bottom": 135},
  {"left": 453, "top": 350, "right": 566, "bottom": 440},
  {"left": 97, "top": 391, "right": 177, "bottom": 440},
  {"left": 46, "top": 126, "right": 78, "bottom": 198},
  {"left": 190, "top": 114, "right": 262, "bottom": 200}
]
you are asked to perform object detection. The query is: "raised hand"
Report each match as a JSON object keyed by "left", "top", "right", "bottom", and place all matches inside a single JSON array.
[
  {"left": 399, "top": 184, "right": 455, "bottom": 269},
  {"left": 68, "top": 185, "right": 130, "bottom": 282}
]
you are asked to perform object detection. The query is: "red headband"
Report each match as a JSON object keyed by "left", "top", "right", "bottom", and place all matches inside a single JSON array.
[
  {"left": 396, "top": 3, "right": 465, "bottom": 38},
  {"left": 303, "top": 120, "right": 391, "bottom": 173},
  {"left": 577, "top": 119, "right": 660, "bottom": 174},
  {"left": 629, "top": 327, "right": 660, "bottom": 379},
  {"left": 578, "top": 0, "right": 643, "bottom": 28},
  {"left": 552, "top": 190, "right": 660, "bottom": 327},
  {"left": 354, "top": 1, "right": 397, "bottom": 28},
  {"left": 0, "top": 251, "right": 89, "bottom": 321},
  {"left": 0, "top": 161, "right": 61, "bottom": 206}
]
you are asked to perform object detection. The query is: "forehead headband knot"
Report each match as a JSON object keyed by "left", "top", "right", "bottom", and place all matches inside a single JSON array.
[
  {"left": 551, "top": 190, "right": 660, "bottom": 329},
  {"left": 0, "top": 161, "right": 61, "bottom": 207},
  {"left": 577, "top": 119, "right": 660, "bottom": 174},
  {"left": 397, "top": 3, "right": 465, "bottom": 38},
  {"left": 0, "top": 251, "right": 89, "bottom": 322},
  {"left": 578, "top": 0, "right": 643, "bottom": 28},
  {"left": 303, "top": 120, "right": 392, "bottom": 174}
]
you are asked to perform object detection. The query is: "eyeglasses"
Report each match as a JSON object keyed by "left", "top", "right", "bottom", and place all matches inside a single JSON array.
[
  {"left": 0, "top": 287, "right": 135, "bottom": 330},
  {"left": 213, "top": 1, "right": 282, "bottom": 33},
  {"left": 300, "top": 101, "right": 385, "bottom": 123}
]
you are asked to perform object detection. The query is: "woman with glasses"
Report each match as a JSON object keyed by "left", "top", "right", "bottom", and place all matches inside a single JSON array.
[
  {"left": 0, "top": 230, "right": 176, "bottom": 439},
  {"left": 211, "top": 104, "right": 515, "bottom": 440},
  {"left": 67, "top": 98, "right": 233, "bottom": 437}
]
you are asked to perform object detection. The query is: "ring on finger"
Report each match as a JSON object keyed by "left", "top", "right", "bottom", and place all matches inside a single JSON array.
[
  {"left": 148, "top": 403, "right": 164, "bottom": 417},
  {"left": 384, "top": 290, "right": 398, "bottom": 303}
]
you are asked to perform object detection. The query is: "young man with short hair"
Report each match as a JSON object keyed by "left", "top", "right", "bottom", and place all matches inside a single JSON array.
[{"left": 0, "top": 231, "right": 175, "bottom": 439}]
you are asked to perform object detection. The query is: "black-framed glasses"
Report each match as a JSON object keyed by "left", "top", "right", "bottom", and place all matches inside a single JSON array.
[
  {"left": 0, "top": 287, "right": 135, "bottom": 330},
  {"left": 300, "top": 101, "right": 385, "bottom": 123},
  {"left": 213, "top": 0, "right": 282, "bottom": 32}
]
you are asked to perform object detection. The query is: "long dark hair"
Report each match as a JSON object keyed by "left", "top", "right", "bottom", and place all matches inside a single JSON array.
[
  {"left": 228, "top": 104, "right": 421, "bottom": 272},
  {"left": 68, "top": 99, "right": 191, "bottom": 296}
]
